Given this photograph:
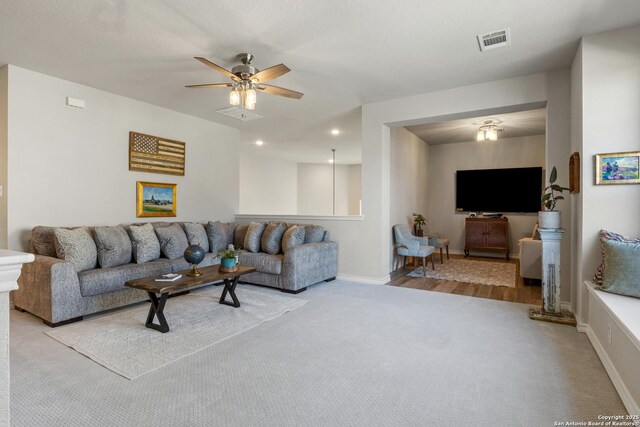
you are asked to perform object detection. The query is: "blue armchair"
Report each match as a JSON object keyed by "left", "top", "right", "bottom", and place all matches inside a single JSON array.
[{"left": 392, "top": 224, "right": 436, "bottom": 276}]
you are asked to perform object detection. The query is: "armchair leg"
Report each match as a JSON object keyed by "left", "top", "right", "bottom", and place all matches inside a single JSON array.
[
  {"left": 431, "top": 254, "right": 435, "bottom": 270},
  {"left": 422, "top": 256, "right": 426, "bottom": 277}
]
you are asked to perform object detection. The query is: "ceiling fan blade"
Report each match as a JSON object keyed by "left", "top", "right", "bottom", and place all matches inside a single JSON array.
[
  {"left": 194, "top": 57, "right": 240, "bottom": 81},
  {"left": 251, "top": 64, "right": 290, "bottom": 83},
  {"left": 258, "top": 84, "right": 304, "bottom": 99},
  {"left": 185, "top": 83, "right": 234, "bottom": 88}
]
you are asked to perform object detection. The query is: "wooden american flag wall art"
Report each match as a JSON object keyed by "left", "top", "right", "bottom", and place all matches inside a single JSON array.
[{"left": 129, "top": 131, "right": 185, "bottom": 176}]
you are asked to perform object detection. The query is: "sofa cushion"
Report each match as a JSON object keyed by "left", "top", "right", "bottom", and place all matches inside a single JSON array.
[
  {"left": 32, "top": 226, "right": 58, "bottom": 257},
  {"left": 207, "top": 221, "right": 236, "bottom": 253},
  {"left": 261, "top": 222, "right": 286, "bottom": 255},
  {"left": 303, "top": 225, "right": 325, "bottom": 244},
  {"left": 239, "top": 252, "right": 283, "bottom": 275},
  {"left": 594, "top": 230, "right": 640, "bottom": 285},
  {"left": 94, "top": 226, "right": 132, "bottom": 268},
  {"left": 129, "top": 223, "right": 161, "bottom": 264},
  {"left": 600, "top": 239, "right": 640, "bottom": 298},
  {"left": 54, "top": 227, "right": 98, "bottom": 272},
  {"left": 182, "top": 222, "right": 209, "bottom": 252},
  {"left": 78, "top": 259, "right": 172, "bottom": 297},
  {"left": 282, "top": 225, "right": 305, "bottom": 252},
  {"left": 244, "top": 222, "right": 266, "bottom": 253},
  {"left": 155, "top": 224, "right": 189, "bottom": 260},
  {"left": 234, "top": 224, "right": 249, "bottom": 249},
  {"left": 168, "top": 253, "right": 220, "bottom": 273}
]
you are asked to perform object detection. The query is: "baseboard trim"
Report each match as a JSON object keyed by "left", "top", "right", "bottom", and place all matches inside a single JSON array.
[
  {"left": 583, "top": 323, "right": 640, "bottom": 416},
  {"left": 336, "top": 274, "right": 390, "bottom": 285}
]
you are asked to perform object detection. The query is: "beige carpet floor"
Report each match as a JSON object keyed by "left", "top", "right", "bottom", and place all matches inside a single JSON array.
[{"left": 408, "top": 258, "right": 516, "bottom": 287}]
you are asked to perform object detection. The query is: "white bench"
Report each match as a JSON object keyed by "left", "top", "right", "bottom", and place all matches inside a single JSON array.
[{"left": 578, "top": 280, "right": 640, "bottom": 415}]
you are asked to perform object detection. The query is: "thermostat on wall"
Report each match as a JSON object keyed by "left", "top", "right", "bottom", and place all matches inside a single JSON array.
[{"left": 66, "top": 97, "right": 85, "bottom": 108}]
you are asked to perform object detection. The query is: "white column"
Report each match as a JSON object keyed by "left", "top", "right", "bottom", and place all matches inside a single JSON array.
[
  {"left": 539, "top": 228, "right": 565, "bottom": 314},
  {"left": 0, "top": 250, "right": 34, "bottom": 427}
]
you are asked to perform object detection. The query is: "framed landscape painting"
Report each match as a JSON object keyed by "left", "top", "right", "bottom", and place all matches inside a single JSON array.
[
  {"left": 595, "top": 151, "right": 640, "bottom": 185},
  {"left": 136, "top": 182, "right": 177, "bottom": 217}
]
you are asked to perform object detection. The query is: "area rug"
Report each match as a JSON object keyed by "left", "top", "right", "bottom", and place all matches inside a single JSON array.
[
  {"left": 407, "top": 259, "right": 516, "bottom": 287},
  {"left": 45, "top": 287, "right": 308, "bottom": 379}
]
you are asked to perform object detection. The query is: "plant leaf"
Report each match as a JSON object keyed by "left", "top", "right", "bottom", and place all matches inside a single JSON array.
[
  {"left": 555, "top": 196, "right": 565, "bottom": 200},
  {"left": 549, "top": 167, "right": 557, "bottom": 184},
  {"left": 551, "top": 184, "right": 564, "bottom": 192},
  {"left": 541, "top": 193, "right": 552, "bottom": 202}
]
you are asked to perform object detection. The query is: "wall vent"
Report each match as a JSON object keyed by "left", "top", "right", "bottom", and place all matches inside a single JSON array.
[
  {"left": 477, "top": 29, "right": 510, "bottom": 52},
  {"left": 216, "top": 107, "right": 262, "bottom": 121}
]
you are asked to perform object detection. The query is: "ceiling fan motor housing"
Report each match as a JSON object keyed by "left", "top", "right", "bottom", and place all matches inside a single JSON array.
[{"left": 232, "top": 64, "right": 258, "bottom": 80}]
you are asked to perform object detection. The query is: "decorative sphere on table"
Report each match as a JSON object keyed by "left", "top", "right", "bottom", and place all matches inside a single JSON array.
[{"left": 184, "top": 245, "right": 206, "bottom": 276}]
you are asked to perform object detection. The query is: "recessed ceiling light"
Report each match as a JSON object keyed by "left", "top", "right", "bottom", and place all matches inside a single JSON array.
[
  {"left": 331, "top": 129, "right": 340, "bottom": 136},
  {"left": 255, "top": 140, "right": 264, "bottom": 146},
  {"left": 328, "top": 159, "right": 334, "bottom": 163}
]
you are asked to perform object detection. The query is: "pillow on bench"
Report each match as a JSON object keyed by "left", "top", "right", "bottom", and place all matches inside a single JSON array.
[
  {"left": 594, "top": 230, "right": 640, "bottom": 285},
  {"left": 600, "top": 239, "right": 640, "bottom": 299}
]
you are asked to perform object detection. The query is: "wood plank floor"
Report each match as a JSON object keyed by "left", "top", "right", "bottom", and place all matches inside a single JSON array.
[{"left": 387, "top": 254, "right": 542, "bottom": 305}]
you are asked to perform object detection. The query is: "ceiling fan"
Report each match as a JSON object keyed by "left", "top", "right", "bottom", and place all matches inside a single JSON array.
[{"left": 186, "top": 53, "right": 304, "bottom": 110}]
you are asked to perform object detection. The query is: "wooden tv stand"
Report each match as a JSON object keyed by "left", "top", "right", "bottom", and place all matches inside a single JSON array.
[{"left": 464, "top": 217, "right": 509, "bottom": 259}]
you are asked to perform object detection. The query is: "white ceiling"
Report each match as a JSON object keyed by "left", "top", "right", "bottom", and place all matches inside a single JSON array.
[
  {"left": 1, "top": 1, "right": 640, "bottom": 163},
  {"left": 406, "top": 108, "right": 546, "bottom": 145}
]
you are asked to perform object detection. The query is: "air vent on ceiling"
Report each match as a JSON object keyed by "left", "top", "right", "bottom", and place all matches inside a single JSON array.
[
  {"left": 216, "top": 107, "right": 263, "bottom": 121},
  {"left": 477, "top": 28, "right": 510, "bottom": 52}
]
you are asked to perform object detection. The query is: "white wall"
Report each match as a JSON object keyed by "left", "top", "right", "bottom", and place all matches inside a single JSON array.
[
  {"left": 358, "top": 72, "right": 571, "bottom": 284},
  {"left": 239, "top": 155, "right": 297, "bottom": 214},
  {"left": 389, "top": 127, "right": 430, "bottom": 270},
  {"left": 297, "top": 163, "right": 356, "bottom": 216},
  {"left": 5, "top": 65, "right": 240, "bottom": 251},
  {"left": 575, "top": 25, "right": 640, "bottom": 299},
  {"left": 348, "top": 164, "right": 362, "bottom": 215},
  {"left": 0, "top": 67, "right": 7, "bottom": 250},
  {"left": 427, "top": 135, "right": 545, "bottom": 256}
]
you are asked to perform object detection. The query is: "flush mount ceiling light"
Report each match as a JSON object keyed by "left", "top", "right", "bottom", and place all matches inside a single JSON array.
[
  {"left": 476, "top": 119, "right": 503, "bottom": 142},
  {"left": 331, "top": 129, "right": 340, "bottom": 136},
  {"left": 255, "top": 140, "right": 264, "bottom": 146}
]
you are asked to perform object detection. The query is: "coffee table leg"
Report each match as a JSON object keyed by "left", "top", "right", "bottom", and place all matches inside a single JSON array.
[
  {"left": 146, "top": 292, "right": 170, "bottom": 333},
  {"left": 219, "top": 276, "right": 240, "bottom": 308}
]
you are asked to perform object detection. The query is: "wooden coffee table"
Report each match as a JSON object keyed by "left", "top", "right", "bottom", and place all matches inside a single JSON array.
[{"left": 125, "top": 265, "right": 256, "bottom": 333}]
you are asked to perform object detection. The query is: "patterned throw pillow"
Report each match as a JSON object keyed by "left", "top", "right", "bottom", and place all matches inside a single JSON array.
[
  {"left": 129, "top": 223, "right": 161, "bottom": 264},
  {"left": 600, "top": 239, "right": 640, "bottom": 298},
  {"left": 234, "top": 224, "right": 249, "bottom": 249},
  {"left": 182, "top": 223, "right": 209, "bottom": 252},
  {"left": 244, "top": 222, "right": 266, "bottom": 253},
  {"left": 94, "top": 226, "right": 132, "bottom": 268},
  {"left": 282, "top": 225, "right": 306, "bottom": 252},
  {"left": 303, "top": 225, "right": 325, "bottom": 244},
  {"left": 155, "top": 224, "right": 189, "bottom": 260},
  {"left": 261, "top": 222, "right": 286, "bottom": 255},
  {"left": 53, "top": 227, "right": 98, "bottom": 272},
  {"left": 207, "top": 221, "right": 235, "bottom": 253},
  {"left": 594, "top": 230, "right": 640, "bottom": 285},
  {"left": 32, "top": 226, "right": 58, "bottom": 257}
]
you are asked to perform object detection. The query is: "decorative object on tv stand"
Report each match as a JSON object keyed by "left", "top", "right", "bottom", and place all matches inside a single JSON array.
[
  {"left": 184, "top": 245, "right": 206, "bottom": 277},
  {"left": 136, "top": 181, "right": 177, "bottom": 218},
  {"left": 129, "top": 131, "right": 185, "bottom": 176},
  {"left": 539, "top": 166, "right": 569, "bottom": 229},
  {"left": 475, "top": 119, "right": 503, "bottom": 142},
  {"left": 218, "top": 245, "right": 240, "bottom": 273},
  {"left": 411, "top": 213, "right": 426, "bottom": 237},
  {"left": 594, "top": 151, "right": 640, "bottom": 185},
  {"left": 185, "top": 53, "right": 304, "bottom": 111}
]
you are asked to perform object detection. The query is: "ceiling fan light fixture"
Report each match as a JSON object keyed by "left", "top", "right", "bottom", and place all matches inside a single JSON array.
[
  {"left": 245, "top": 88, "right": 256, "bottom": 105},
  {"left": 229, "top": 88, "right": 240, "bottom": 106},
  {"left": 476, "top": 130, "right": 485, "bottom": 142},
  {"left": 476, "top": 119, "right": 502, "bottom": 142}
]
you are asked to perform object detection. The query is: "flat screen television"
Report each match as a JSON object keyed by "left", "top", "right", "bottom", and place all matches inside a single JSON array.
[{"left": 455, "top": 167, "right": 542, "bottom": 213}]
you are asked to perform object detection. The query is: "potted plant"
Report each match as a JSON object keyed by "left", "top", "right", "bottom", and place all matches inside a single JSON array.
[
  {"left": 412, "top": 213, "right": 426, "bottom": 237},
  {"left": 218, "top": 245, "right": 240, "bottom": 272},
  {"left": 540, "top": 166, "right": 569, "bottom": 229}
]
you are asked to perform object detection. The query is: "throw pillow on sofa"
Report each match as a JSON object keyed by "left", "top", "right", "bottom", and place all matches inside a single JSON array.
[
  {"left": 303, "top": 225, "right": 325, "bottom": 244},
  {"left": 94, "top": 225, "right": 132, "bottom": 268},
  {"left": 261, "top": 222, "right": 286, "bottom": 255},
  {"left": 129, "top": 223, "right": 161, "bottom": 264},
  {"left": 207, "top": 221, "right": 235, "bottom": 253},
  {"left": 594, "top": 230, "right": 640, "bottom": 285},
  {"left": 282, "top": 225, "right": 306, "bottom": 252},
  {"left": 234, "top": 224, "right": 249, "bottom": 249},
  {"left": 600, "top": 239, "right": 640, "bottom": 298},
  {"left": 53, "top": 227, "right": 98, "bottom": 272},
  {"left": 32, "top": 225, "right": 58, "bottom": 257},
  {"left": 244, "top": 222, "right": 266, "bottom": 253},
  {"left": 155, "top": 223, "right": 189, "bottom": 260},
  {"left": 182, "top": 222, "right": 209, "bottom": 252}
]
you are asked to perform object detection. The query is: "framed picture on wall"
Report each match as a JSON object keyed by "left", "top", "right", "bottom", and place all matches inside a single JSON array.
[
  {"left": 136, "top": 182, "right": 177, "bottom": 217},
  {"left": 595, "top": 151, "right": 640, "bottom": 185}
]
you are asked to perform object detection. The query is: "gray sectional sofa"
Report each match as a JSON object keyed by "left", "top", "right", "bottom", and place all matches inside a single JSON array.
[{"left": 13, "top": 221, "right": 338, "bottom": 326}]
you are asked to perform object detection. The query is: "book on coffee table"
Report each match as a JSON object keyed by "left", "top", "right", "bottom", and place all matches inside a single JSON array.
[{"left": 155, "top": 274, "right": 182, "bottom": 282}]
